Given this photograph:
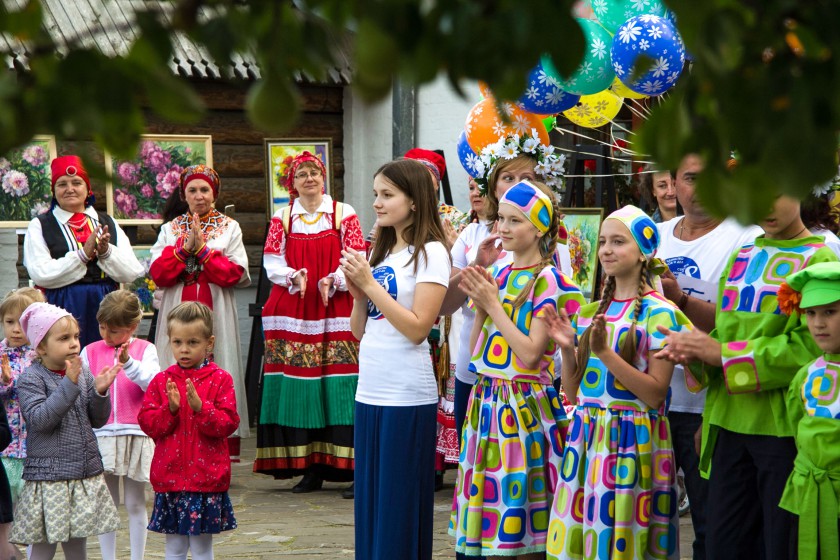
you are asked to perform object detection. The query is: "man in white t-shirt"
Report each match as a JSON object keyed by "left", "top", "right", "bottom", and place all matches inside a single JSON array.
[{"left": 657, "top": 154, "right": 763, "bottom": 560}]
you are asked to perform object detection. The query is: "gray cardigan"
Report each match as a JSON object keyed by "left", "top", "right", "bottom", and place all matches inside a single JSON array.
[{"left": 18, "top": 361, "right": 111, "bottom": 481}]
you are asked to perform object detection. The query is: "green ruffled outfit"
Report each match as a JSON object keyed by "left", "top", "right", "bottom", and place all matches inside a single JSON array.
[{"left": 780, "top": 354, "right": 840, "bottom": 560}]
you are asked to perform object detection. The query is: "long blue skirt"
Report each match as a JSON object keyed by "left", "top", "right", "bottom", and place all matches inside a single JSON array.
[
  {"left": 45, "top": 281, "right": 116, "bottom": 348},
  {"left": 354, "top": 402, "right": 436, "bottom": 560}
]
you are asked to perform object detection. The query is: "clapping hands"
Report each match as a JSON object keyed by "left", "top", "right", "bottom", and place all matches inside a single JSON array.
[
  {"left": 183, "top": 213, "right": 206, "bottom": 254},
  {"left": 459, "top": 265, "right": 498, "bottom": 311},
  {"left": 166, "top": 378, "right": 202, "bottom": 414}
]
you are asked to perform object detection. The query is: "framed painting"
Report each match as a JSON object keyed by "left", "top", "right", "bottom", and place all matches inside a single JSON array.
[
  {"left": 265, "top": 138, "right": 332, "bottom": 219},
  {"left": 123, "top": 245, "right": 156, "bottom": 316},
  {"left": 106, "top": 135, "right": 213, "bottom": 225},
  {"left": 0, "top": 135, "right": 58, "bottom": 228},
  {"left": 560, "top": 207, "right": 604, "bottom": 301}
]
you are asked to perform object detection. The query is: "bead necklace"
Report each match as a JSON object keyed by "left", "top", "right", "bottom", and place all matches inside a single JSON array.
[{"left": 299, "top": 212, "right": 324, "bottom": 225}]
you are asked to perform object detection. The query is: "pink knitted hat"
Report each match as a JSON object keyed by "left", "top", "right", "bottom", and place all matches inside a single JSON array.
[{"left": 20, "top": 302, "right": 72, "bottom": 349}]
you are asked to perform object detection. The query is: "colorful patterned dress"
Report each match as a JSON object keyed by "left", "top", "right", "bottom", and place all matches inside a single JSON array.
[
  {"left": 547, "top": 292, "right": 692, "bottom": 560},
  {"left": 0, "top": 340, "right": 33, "bottom": 503},
  {"left": 255, "top": 197, "right": 366, "bottom": 481},
  {"left": 450, "top": 263, "right": 584, "bottom": 557}
]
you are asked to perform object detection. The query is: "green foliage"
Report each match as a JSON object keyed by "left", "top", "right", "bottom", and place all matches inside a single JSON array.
[{"left": 0, "top": 0, "right": 838, "bottom": 222}]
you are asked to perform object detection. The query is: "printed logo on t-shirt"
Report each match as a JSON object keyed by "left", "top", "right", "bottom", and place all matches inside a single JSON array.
[
  {"left": 368, "top": 266, "right": 398, "bottom": 319},
  {"left": 665, "top": 256, "right": 701, "bottom": 278}
]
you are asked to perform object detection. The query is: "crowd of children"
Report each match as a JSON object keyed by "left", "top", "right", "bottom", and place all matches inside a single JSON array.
[{"left": 0, "top": 289, "right": 237, "bottom": 559}]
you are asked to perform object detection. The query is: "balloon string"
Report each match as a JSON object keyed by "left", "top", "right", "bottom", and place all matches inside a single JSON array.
[
  {"left": 552, "top": 144, "right": 654, "bottom": 166},
  {"left": 629, "top": 98, "right": 653, "bottom": 117},
  {"left": 562, "top": 171, "right": 659, "bottom": 178},
  {"left": 624, "top": 101, "right": 651, "bottom": 121},
  {"left": 552, "top": 126, "right": 625, "bottom": 150}
]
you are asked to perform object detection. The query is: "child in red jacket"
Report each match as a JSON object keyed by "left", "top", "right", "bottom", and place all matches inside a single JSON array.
[{"left": 138, "top": 301, "right": 239, "bottom": 560}]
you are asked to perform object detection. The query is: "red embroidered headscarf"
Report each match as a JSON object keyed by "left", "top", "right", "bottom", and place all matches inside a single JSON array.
[
  {"left": 179, "top": 165, "right": 221, "bottom": 201},
  {"left": 404, "top": 148, "right": 446, "bottom": 183},
  {"left": 50, "top": 155, "right": 94, "bottom": 208},
  {"left": 285, "top": 151, "right": 327, "bottom": 204}
]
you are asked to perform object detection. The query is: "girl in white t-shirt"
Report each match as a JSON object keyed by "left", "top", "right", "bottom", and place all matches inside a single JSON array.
[{"left": 339, "top": 158, "right": 452, "bottom": 560}]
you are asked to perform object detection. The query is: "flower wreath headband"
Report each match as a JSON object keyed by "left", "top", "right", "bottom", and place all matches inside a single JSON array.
[{"left": 473, "top": 130, "right": 566, "bottom": 197}]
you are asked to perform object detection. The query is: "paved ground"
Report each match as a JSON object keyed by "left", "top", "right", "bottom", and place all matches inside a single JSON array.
[{"left": 60, "top": 435, "right": 697, "bottom": 559}]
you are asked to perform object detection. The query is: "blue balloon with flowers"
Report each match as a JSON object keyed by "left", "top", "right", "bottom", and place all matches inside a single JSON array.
[
  {"left": 518, "top": 60, "right": 581, "bottom": 115},
  {"left": 610, "top": 14, "right": 685, "bottom": 96},
  {"left": 456, "top": 130, "right": 481, "bottom": 178}
]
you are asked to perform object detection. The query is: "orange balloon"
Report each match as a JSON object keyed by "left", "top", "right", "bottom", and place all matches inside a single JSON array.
[
  {"left": 478, "top": 81, "right": 494, "bottom": 100},
  {"left": 464, "top": 98, "right": 550, "bottom": 154}
]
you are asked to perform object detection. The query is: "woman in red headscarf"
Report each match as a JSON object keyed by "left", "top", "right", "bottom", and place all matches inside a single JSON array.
[
  {"left": 23, "top": 155, "right": 145, "bottom": 347},
  {"left": 254, "top": 151, "right": 366, "bottom": 497},
  {"left": 148, "top": 165, "right": 251, "bottom": 450}
]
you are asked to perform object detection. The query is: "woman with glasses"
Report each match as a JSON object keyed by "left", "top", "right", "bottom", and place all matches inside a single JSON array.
[{"left": 254, "top": 151, "right": 366, "bottom": 498}]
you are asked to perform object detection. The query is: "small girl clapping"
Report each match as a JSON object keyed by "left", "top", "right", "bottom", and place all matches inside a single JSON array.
[
  {"left": 139, "top": 301, "right": 238, "bottom": 560},
  {"left": 0, "top": 287, "right": 44, "bottom": 558},
  {"left": 11, "top": 302, "right": 120, "bottom": 560},
  {"left": 81, "top": 289, "right": 160, "bottom": 560}
]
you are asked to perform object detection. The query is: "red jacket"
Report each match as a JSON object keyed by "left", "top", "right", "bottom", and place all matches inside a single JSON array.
[{"left": 138, "top": 362, "right": 239, "bottom": 493}]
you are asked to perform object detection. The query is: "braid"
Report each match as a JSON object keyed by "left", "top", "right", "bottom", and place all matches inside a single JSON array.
[
  {"left": 573, "top": 276, "right": 616, "bottom": 385},
  {"left": 619, "top": 259, "right": 648, "bottom": 366}
]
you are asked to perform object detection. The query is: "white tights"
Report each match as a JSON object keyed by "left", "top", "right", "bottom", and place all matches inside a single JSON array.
[
  {"left": 29, "top": 538, "right": 86, "bottom": 559},
  {"left": 98, "top": 474, "right": 148, "bottom": 560},
  {"left": 164, "top": 534, "right": 214, "bottom": 560}
]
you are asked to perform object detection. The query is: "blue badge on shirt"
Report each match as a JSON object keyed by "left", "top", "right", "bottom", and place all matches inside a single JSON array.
[{"left": 367, "top": 266, "right": 398, "bottom": 319}]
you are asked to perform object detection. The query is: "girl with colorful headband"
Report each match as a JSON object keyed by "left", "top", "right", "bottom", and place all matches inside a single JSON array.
[
  {"left": 449, "top": 180, "right": 584, "bottom": 558},
  {"left": 149, "top": 164, "right": 251, "bottom": 455},
  {"left": 441, "top": 141, "right": 574, "bottom": 544},
  {"left": 544, "top": 205, "right": 692, "bottom": 560},
  {"left": 23, "top": 155, "right": 145, "bottom": 347}
]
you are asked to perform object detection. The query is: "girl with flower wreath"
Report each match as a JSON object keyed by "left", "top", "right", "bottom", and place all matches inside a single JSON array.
[
  {"left": 656, "top": 194, "right": 837, "bottom": 559},
  {"left": 149, "top": 165, "right": 251, "bottom": 456}
]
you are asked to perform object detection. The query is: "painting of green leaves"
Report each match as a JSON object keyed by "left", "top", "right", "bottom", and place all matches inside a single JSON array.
[{"left": 0, "top": 136, "right": 57, "bottom": 227}]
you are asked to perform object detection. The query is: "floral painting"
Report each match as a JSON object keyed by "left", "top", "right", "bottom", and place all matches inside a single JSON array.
[
  {"left": 124, "top": 246, "right": 155, "bottom": 315},
  {"left": 0, "top": 136, "right": 57, "bottom": 227},
  {"left": 106, "top": 135, "right": 212, "bottom": 224},
  {"left": 561, "top": 208, "right": 603, "bottom": 301},
  {"left": 265, "top": 139, "right": 331, "bottom": 218}
]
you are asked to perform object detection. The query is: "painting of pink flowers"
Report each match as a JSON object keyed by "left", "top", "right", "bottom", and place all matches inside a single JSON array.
[
  {"left": 559, "top": 207, "right": 603, "bottom": 301},
  {"left": 0, "top": 136, "right": 57, "bottom": 227},
  {"left": 106, "top": 135, "right": 212, "bottom": 224},
  {"left": 265, "top": 138, "right": 331, "bottom": 218}
]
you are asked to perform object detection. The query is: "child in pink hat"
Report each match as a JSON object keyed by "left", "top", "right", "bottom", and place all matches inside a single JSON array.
[{"left": 10, "top": 302, "right": 123, "bottom": 558}]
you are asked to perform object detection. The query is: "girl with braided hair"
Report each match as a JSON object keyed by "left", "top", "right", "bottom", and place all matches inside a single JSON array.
[
  {"left": 449, "top": 180, "right": 584, "bottom": 558},
  {"left": 543, "top": 205, "right": 693, "bottom": 560}
]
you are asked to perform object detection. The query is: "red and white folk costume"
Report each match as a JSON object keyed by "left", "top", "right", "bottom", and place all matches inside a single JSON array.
[
  {"left": 254, "top": 165, "right": 366, "bottom": 481},
  {"left": 149, "top": 166, "right": 251, "bottom": 443}
]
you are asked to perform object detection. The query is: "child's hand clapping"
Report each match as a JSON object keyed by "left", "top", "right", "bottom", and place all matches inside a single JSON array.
[
  {"left": 590, "top": 314, "right": 609, "bottom": 356},
  {"left": 94, "top": 364, "right": 120, "bottom": 395},
  {"left": 0, "top": 354, "right": 10, "bottom": 385},
  {"left": 65, "top": 355, "right": 82, "bottom": 384},
  {"left": 166, "top": 378, "right": 180, "bottom": 414},
  {"left": 185, "top": 378, "right": 202, "bottom": 413},
  {"left": 117, "top": 342, "right": 130, "bottom": 366},
  {"left": 460, "top": 265, "right": 499, "bottom": 311},
  {"left": 538, "top": 306, "right": 576, "bottom": 350}
]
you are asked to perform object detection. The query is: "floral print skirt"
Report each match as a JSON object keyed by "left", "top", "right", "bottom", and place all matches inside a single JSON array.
[{"left": 148, "top": 491, "right": 237, "bottom": 535}]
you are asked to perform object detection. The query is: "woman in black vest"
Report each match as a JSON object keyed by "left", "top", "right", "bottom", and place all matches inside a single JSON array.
[{"left": 23, "top": 155, "right": 144, "bottom": 347}]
